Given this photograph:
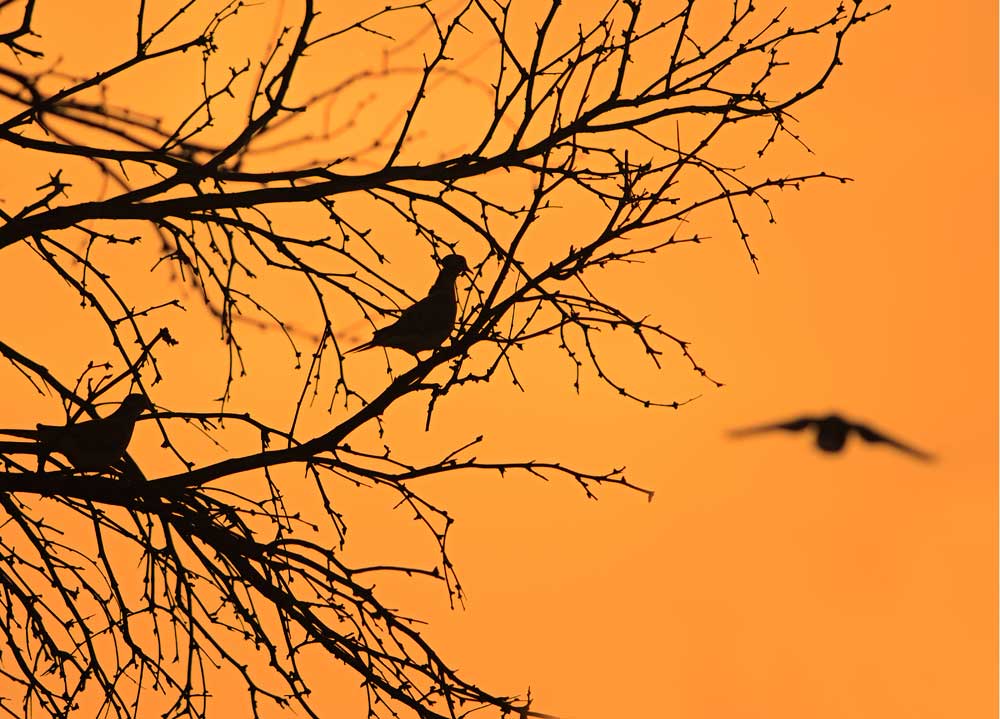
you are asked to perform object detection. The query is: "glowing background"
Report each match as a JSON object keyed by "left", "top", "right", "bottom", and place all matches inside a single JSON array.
[{"left": 0, "top": 1, "right": 995, "bottom": 718}]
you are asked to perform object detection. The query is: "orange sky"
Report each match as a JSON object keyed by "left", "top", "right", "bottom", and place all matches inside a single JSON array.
[{"left": 0, "top": 1, "right": 996, "bottom": 718}]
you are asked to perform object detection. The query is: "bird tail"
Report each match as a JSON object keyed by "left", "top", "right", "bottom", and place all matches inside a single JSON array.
[
  {"left": 727, "top": 425, "right": 768, "bottom": 438},
  {"left": 0, "top": 427, "right": 40, "bottom": 439},
  {"left": 344, "top": 340, "right": 377, "bottom": 355},
  {"left": 0, "top": 440, "right": 42, "bottom": 454}
]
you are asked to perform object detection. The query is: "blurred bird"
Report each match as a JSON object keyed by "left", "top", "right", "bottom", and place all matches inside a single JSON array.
[
  {"left": 729, "top": 413, "right": 934, "bottom": 461},
  {"left": 347, "top": 254, "right": 470, "bottom": 356},
  {"left": 32, "top": 394, "right": 154, "bottom": 472}
]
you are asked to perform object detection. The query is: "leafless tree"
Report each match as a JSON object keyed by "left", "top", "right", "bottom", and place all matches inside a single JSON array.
[{"left": 0, "top": 1, "right": 887, "bottom": 717}]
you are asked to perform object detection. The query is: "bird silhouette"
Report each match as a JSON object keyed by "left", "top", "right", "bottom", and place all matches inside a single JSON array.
[
  {"left": 347, "top": 254, "right": 470, "bottom": 356},
  {"left": 31, "top": 394, "right": 154, "bottom": 472},
  {"left": 729, "top": 413, "right": 934, "bottom": 461}
]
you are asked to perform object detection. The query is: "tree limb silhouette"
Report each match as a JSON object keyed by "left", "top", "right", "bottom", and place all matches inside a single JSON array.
[{"left": 0, "top": 1, "right": 887, "bottom": 716}]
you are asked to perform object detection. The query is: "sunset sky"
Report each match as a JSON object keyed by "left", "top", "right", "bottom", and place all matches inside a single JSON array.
[{"left": 0, "top": 1, "right": 995, "bottom": 718}]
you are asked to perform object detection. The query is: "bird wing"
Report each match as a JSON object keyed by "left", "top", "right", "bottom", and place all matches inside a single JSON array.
[
  {"left": 854, "top": 422, "right": 935, "bottom": 461},
  {"left": 729, "top": 416, "right": 815, "bottom": 437},
  {"left": 377, "top": 293, "right": 451, "bottom": 338},
  {"left": 36, "top": 417, "right": 111, "bottom": 449},
  {"left": 348, "top": 293, "right": 455, "bottom": 353},
  {"left": 344, "top": 298, "right": 445, "bottom": 354}
]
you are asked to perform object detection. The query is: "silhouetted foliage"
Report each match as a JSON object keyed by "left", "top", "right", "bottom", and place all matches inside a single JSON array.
[{"left": 0, "top": 1, "right": 886, "bottom": 717}]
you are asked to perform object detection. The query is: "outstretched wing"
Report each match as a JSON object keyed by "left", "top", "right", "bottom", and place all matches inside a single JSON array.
[
  {"left": 729, "top": 416, "right": 816, "bottom": 437},
  {"left": 854, "top": 422, "right": 935, "bottom": 461}
]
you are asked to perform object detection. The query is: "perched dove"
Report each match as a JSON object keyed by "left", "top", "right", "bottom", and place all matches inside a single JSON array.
[
  {"left": 347, "top": 254, "right": 470, "bottom": 356},
  {"left": 729, "top": 413, "right": 934, "bottom": 461},
  {"left": 34, "top": 394, "right": 154, "bottom": 472}
]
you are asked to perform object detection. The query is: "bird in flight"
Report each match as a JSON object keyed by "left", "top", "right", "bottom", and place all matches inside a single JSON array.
[
  {"left": 729, "top": 413, "right": 934, "bottom": 461},
  {"left": 0, "top": 394, "right": 155, "bottom": 473},
  {"left": 347, "top": 254, "right": 470, "bottom": 356}
]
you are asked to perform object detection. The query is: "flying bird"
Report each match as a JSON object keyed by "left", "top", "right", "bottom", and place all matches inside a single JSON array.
[
  {"left": 347, "top": 254, "right": 470, "bottom": 356},
  {"left": 31, "top": 394, "right": 154, "bottom": 472},
  {"left": 729, "top": 413, "right": 934, "bottom": 461}
]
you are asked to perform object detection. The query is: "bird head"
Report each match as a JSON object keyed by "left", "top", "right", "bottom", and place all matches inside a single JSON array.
[
  {"left": 120, "top": 393, "right": 155, "bottom": 415},
  {"left": 438, "top": 254, "right": 470, "bottom": 277}
]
